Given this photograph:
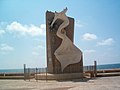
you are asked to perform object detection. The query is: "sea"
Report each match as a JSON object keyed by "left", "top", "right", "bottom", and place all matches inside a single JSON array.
[{"left": 0, "top": 63, "right": 120, "bottom": 73}]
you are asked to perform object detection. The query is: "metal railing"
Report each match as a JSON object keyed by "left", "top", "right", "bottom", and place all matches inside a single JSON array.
[{"left": 24, "top": 61, "right": 97, "bottom": 80}]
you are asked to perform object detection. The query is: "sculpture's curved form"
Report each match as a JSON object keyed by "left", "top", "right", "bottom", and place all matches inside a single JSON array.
[{"left": 51, "top": 8, "right": 82, "bottom": 72}]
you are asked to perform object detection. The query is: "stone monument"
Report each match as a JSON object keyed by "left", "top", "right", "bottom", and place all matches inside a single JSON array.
[{"left": 46, "top": 8, "right": 83, "bottom": 74}]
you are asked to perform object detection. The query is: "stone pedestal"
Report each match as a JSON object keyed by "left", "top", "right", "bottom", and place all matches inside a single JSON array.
[
  {"left": 35, "top": 73, "right": 83, "bottom": 80},
  {"left": 46, "top": 11, "right": 83, "bottom": 74}
]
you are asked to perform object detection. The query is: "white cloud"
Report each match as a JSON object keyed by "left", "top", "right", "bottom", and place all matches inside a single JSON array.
[
  {"left": 0, "top": 44, "right": 14, "bottom": 52},
  {"left": 6, "top": 21, "right": 46, "bottom": 37},
  {"left": 34, "top": 45, "right": 45, "bottom": 49},
  {"left": 32, "top": 45, "right": 45, "bottom": 56},
  {"left": 97, "top": 38, "right": 114, "bottom": 46},
  {"left": 75, "top": 20, "right": 84, "bottom": 28},
  {"left": 32, "top": 52, "right": 39, "bottom": 56},
  {"left": 82, "top": 33, "right": 97, "bottom": 41},
  {"left": 84, "top": 49, "right": 96, "bottom": 53},
  {"left": 0, "top": 30, "right": 5, "bottom": 36}
]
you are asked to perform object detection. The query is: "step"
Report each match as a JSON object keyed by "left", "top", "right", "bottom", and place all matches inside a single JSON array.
[{"left": 97, "top": 72, "right": 120, "bottom": 77}]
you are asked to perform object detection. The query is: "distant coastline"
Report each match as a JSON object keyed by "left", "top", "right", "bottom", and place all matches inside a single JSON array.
[
  {"left": 0, "top": 63, "right": 120, "bottom": 73},
  {"left": 97, "top": 63, "right": 120, "bottom": 70},
  {"left": 0, "top": 69, "right": 24, "bottom": 73}
]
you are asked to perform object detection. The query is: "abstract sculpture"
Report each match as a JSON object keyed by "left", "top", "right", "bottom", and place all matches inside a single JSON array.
[{"left": 50, "top": 8, "right": 82, "bottom": 72}]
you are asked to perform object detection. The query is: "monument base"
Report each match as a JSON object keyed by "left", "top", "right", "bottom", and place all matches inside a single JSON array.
[{"left": 35, "top": 73, "right": 83, "bottom": 80}]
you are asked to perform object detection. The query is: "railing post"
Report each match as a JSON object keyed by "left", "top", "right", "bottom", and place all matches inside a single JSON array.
[
  {"left": 28, "top": 68, "right": 30, "bottom": 81},
  {"left": 24, "top": 64, "right": 26, "bottom": 81},
  {"left": 94, "top": 61, "right": 97, "bottom": 77},
  {"left": 36, "top": 68, "right": 38, "bottom": 82},
  {"left": 46, "top": 67, "right": 47, "bottom": 82}
]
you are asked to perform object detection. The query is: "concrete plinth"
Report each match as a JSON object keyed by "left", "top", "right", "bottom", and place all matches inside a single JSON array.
[{"left": 35, "top": 73, "right": 83, "bottom": 80}]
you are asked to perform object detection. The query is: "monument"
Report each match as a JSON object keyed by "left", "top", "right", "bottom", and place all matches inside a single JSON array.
[{"left": 46, "top": 8, "right": 83, "bottom": 74}]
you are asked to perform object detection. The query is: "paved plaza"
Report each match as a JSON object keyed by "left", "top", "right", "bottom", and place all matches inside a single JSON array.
[{"left": 0, "top": 76, "right": 120, "bottom": 90}]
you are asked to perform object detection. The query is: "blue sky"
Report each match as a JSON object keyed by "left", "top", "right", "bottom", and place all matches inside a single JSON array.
[{"left": 0, "top": 0, "right": 120, "bottom": 69}]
